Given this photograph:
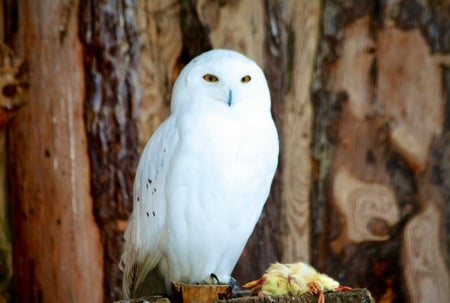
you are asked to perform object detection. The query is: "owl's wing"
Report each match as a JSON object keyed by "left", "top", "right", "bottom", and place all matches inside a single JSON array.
[{"left": 120, "top": 116, "right": 179, "bottom": 298}]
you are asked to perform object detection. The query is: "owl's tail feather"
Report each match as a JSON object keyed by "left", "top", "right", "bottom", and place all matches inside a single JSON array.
[
  {"left": 120, "top": 254, "right": 166, "bottom": 298},
  {"left": 119, "top": 255, "right": 140, "bottom": 299}
]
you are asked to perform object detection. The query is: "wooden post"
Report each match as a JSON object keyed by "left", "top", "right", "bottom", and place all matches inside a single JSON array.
[{"left": 171, "top": 283, "right": 232, "bottom": 303}]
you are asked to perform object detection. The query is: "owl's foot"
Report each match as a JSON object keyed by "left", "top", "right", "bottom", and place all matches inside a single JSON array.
[
  {"left": 230, "top": 277, "right": 237, "bottom": 289},
  {"left": 210, "top": 273, "right": 220, "bottom": 284},
  {"left": 209, "top": 273, "right": 236, "bottom": 288}
]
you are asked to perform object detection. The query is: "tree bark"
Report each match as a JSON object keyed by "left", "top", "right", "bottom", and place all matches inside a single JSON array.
[
  {"left": 78, "top": 0, "right": 141, "bottom": 300},
  {"left": 6, "top": 0, "right": 104, "bottom": 302}
]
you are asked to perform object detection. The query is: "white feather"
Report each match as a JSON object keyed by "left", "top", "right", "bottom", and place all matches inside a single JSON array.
[{"left": 120, "top": 49, "right": 279, "bottom": 298}]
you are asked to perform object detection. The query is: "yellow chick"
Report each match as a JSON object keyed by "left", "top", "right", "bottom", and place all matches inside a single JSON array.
[
  {"left": 243, "top": 262, "right": 351, "bottom": 303},
  {"left": 243, "top": 262, "right": 290, "bottom": 295}
]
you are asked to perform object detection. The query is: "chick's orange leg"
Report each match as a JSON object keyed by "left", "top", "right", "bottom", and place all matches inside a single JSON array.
[
  {"left": 242, "top": 276, "right": 267, "bottom": 293},
  {"left": 317, "top": 291, "right": 325, "bottom": 303},
  {"left": 334, "top": 286, "right": 352, "bottom": 292},
  {"left": 308, "top": 281, "right": 325, "bottom": 303}
]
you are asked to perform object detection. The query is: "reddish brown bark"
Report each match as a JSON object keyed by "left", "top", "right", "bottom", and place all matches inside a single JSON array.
[{"left": 6, "top": 1, "right": 104, "bottom": 302}]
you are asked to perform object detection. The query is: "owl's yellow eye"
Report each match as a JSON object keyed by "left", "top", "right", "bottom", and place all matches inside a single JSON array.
[
  {"left": 203, "top": 74, "right": 219, "bottom": 82},
  {"left": 241, "top": 75, "right": 251, "bottom": 83}
]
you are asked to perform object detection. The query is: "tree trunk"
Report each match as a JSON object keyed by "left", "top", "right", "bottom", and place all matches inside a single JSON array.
[
  {"left": 5, "top": 0, "right": 104, "bottom": 302},
  {"left": 78, "top": 0, "right": 141, "bottom": 299}
]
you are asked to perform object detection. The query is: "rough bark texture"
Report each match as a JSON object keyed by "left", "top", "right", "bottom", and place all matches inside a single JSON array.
[
  {"left": 5, "top": 0, "right": 104, "bottom": 302},
  {"left": 78, "top": 0, "right": 141, "bottom": 300},
  {"left": 220, "top": 289, "right": 374, "bottom": 303}
]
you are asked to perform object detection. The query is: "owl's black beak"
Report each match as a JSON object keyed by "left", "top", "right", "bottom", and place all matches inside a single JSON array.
[{"left": 227, "top": 89, "right": 233, "bottom": 106}]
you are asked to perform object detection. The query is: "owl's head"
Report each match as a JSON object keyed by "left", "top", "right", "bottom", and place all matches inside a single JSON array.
[{"left": 170, "top": 49, "right": 271, "bottom": 114}]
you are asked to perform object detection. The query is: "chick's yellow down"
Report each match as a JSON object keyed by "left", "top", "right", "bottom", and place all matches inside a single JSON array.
[{"left": 243, "top": 262, "right": 350, "bottom": 303}]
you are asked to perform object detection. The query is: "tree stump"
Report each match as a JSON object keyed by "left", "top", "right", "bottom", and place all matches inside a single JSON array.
[{"left": 172, "top": 283, "right": 232, "bottom": 303}]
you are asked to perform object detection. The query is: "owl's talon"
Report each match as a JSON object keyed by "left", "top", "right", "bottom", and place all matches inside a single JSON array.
[
  {"left": 229, "top": 277, "right": 237, "bottom": 288},
  {"left": 210, "top": 273, "right": 220, "bottom": 284}
]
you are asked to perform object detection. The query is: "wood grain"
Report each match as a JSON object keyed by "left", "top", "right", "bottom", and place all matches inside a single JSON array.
[
  {"left": 311, "top": 2, "right": 450, "bottom": 302},
  {"left": 326, "top": 15, "right": 400, "bottom": 256},
  {"left": 8, "top": 1, "right": 104, "bottom": 302},
  {"left": 328, "top": 16, "right": 375, "bottom": 120},
  {"left": 196, "top": 0, "right": 265, "bottom": 64},
  {"left": 332, "top": 168, "right": 399, "bottom": 253},
  {"left": 280, "top": 0, "right": 321, "bottom": 264},
  {"left": 403, "top": 202, "right": 450, "bottom": 303},
  {"left": 377, "top": 24, "right": 444, "bottom": 172},
  {"left": 171, "top": 282, "right": 232, "bottom": 303},
  {"left": 136, "top": 0, "right": 182, "bottom": 148}
]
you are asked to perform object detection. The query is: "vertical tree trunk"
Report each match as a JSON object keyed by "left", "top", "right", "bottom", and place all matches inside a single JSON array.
[
  {"left": 78, "top": 0, "right": 141, "bottom": 300},
  {"left": 280, "top": 0, "right": 321, "bottom": 264},
  {"left": 6, "top": 0, "right": 104, "bottom": 302}
]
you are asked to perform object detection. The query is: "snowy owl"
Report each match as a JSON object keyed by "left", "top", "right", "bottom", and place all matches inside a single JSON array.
[{"left": 120, "top": 49, "right": 279, "bottom": 298}]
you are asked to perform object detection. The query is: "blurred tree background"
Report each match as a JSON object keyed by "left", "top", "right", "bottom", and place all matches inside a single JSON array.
[{"left": 1, "top": 0, "right": 449, "bottom": 302}]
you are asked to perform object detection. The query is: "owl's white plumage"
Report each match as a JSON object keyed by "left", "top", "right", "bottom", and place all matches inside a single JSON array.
[{"left": 120, "top": 49, "right": 279, "bottom": 298}]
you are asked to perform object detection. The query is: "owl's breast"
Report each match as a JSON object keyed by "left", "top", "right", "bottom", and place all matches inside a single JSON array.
[
  {"left": 179, "top": 106, "right": 276, "bottom": 169},
  {"left": 170, "top": 108, "right": 278, "bottom": 213}
]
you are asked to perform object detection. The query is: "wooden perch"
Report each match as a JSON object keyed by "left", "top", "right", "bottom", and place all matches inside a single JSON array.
[
  {"left": 218, "top": 289, "right": 374, "bottom": 303},
  {"left": 117, "top": 288, "right": 374, "bottom": 303},
  {"left": 172, "top": 282, "right": 232, "bottom": 303}
]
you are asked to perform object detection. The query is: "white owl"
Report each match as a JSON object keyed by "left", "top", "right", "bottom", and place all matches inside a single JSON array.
[{"left": 120, "top": 49, "right": 279, "bottom": 298}]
